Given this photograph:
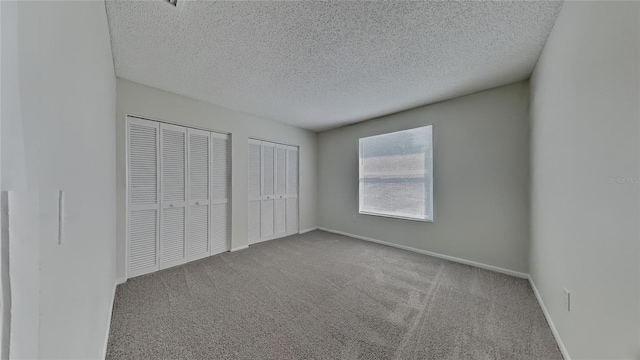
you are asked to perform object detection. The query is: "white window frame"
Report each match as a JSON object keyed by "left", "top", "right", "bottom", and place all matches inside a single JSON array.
[{"left": 358, "top": 125, "right": 433, "bottom": 222}]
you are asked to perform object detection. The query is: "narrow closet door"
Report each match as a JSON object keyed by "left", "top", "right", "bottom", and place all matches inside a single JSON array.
[
  {"left": 210, "top": 133, "right": 229, "bottom": 255},
  {"left": 261, "top": 142, "right": 276, "bottom": 239},
  {"left": 248, "top": 139, "right": 262, "bottom": 244},
  {"left": 274, "top": 144, "right": 287, "bottom": 237},
  {"left": 127, "top": 117, "right": 160, "bottom": 277},
  {"left": 187, "top": 128, "right": 210, "bottom": 262},
  {"left": 286, "top": 146, "right": 299, "bottom": 235},
  {"left": 160, "top": 123, "right": 187, "bottom": 268}
]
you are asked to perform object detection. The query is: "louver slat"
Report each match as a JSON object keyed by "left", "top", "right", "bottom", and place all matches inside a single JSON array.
[
  {"left": 128, "top": 209, "right": 157, "bottom": 271},
  {"left": 211, "top": 203, "right": 228, "bottom": 255},
  {"left": 248, "top": 142, "right": 261, "bottom": 199},
  {"left": 189, "top": 133, "right": 209, "bottom": 201},
  {"left": 161, "top": 207, "right": 185, "bottom": 263},
  {"left": 189, "top": 205, "right": 209, "bottom": 256},
  {"left": 211, "top": 136, "right": 228, "bottom": 201},
  {"left": 129, "top": 124, "right": 157, "bottom": 205},
  {"left": 162, "top": 129, "right": 186, "bottom": 202}
]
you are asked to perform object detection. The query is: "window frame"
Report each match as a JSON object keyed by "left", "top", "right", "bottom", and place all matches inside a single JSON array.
[{"left": 358, "top": 125, "right": 434, "bottom": 223}]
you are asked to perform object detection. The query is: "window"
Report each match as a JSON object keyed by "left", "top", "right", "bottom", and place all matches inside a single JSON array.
[{"left": 359, "top": 125, "right": 433, "bottom": 222}]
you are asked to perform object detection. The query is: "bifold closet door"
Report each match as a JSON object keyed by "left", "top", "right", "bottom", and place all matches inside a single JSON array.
[
  {"left": 187, "top": 128, "right": 210, "bottom": 262},
  {"left": 210, "top": 133, "right": 230, "bottom": 255},
  {"left": 160, "top": 123, "right": 187, "bottom": 269},
  {"left": 274, "top": 145, "right": 287, "bottom": 237},
  {"left": 127, "top": 117, "right": 160, "bottom": 277},
  {"left": 261, "top": 142, "right": 276, "bottom": 239},
  {"left": 248, "top": 140, "right": 262, "bottom": 244},
  {"left": 286, "top": 146, "right": 299, "bottom": 235}
]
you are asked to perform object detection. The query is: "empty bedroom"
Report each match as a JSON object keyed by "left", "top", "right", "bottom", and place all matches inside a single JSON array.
[{"left": 1, "top": 1, "right": 638, "bottom": 360}]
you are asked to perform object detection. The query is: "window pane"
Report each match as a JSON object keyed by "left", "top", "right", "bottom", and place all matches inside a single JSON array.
[{"left": 359, "top": 126, "right": 432, "bottom": 221}]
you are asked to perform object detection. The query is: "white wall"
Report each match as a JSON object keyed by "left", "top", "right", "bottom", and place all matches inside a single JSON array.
[
  {"left": 116, "top": 79, "right": 318, "bottom": 280},
  {"left": 529, "top": 2, "right": 639, "bottom": 359},
  {"left": 318, "top": 81, "right": 531, "bottom": 273},
  {"left": 2, "top": 1, "right": 118, "bottom": 358}
]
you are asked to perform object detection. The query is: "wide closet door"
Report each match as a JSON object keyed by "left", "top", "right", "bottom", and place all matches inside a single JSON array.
[
  {"left": 248, "top": 139, "right": 298, "bottom": 244},
  {"left": 127, "top": 116, "right": 230, "bottom": 278},
  {"left": 127, "top": 118, "right": 160, "bottom": 278},
  {"left": 160, "top": 123, "right": 188, "bottom": 269}
]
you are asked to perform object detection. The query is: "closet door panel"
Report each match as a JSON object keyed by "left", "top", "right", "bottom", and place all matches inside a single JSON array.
[
  {"left": 127, "top": 117, "right": 160, "bottom": 277},
  {"left": 211, "top": 133, "right": 230, "bottom": 254},
  {"left": 261, "top": 142, "right": 275, "bottom": 238},
  {"left": 274, "top": 145, "right": 287, "bottom": 236},
  {"left": 248, "top": 140, "right": 262, "bottom": 244},
  {"left": 160, "top": 123, "right": 187, "bottom": 268},
  {"left": 187, "top": 129, "right": 210, "bottom": 261},
  {"left": 286, "top": 146, "right": 299, "bottom": 235}
]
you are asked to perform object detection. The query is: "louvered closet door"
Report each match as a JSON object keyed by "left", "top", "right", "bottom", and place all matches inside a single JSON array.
[
  {"left": 261, "top": 142, "right": 276, "bottom": 239},
  {"left": 127, "top": 117, "right": 160, "bottom": 277},
  {"left": 274, "top": 144, "right": 287, "bottom": 237},
  {"left": 210, "top": 133, "right": 229, "bottom": 255},
  {"left": 248, "top": 140, "right": 262, "bottom": 244},
  {"left": 187, "top": 128, "right": 210, "bottom": 262},
  {"left": 160, "top": 123, "right": 187, "bottom": 269},
  {"left": 286, "top": 146, "right": 299, "bottom": 235}
]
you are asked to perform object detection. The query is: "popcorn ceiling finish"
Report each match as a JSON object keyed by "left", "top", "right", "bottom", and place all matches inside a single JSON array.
[{"left": 105, "top": 0, "right": 562, "bottom": 131}]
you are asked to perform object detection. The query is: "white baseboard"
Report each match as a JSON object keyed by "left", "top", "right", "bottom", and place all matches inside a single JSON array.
[
  {"left": 230, "top": 245, "right": 249, "bottom": 252},
  {"left": 528, "top": 276, "right": 571, "bottom": 360},
  {"left": 102, "top": 280, "right": 118, "bottom": 359},
  {"left": 298, "top": 227, "right": 317, "bottom": 234},
  {"left": 317, "top": 227, "right": 528, "bottom": 279}
]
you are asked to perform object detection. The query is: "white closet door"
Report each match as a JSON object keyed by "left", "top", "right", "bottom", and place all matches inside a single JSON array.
[
  {"left": 261, "top": 142, "right": 276, "bottom": 239},
  {"left": 274, "top": 145, "right": 287, "bottom": 236},
  {"left": 187, "top": 128, "right": 210, "bottom": 262},
  {"left": 160, "top": 123, "right": 187, "bottom": 268},
  {"left": 210, "top": 133, "right": 229, "bottom": 255},
  {"left": 286, "top": 146, "right": 299, "bottom": 235},
  {"left": 127, "top": 117, "right": 160, "bottom": 277},
  {"left": 248, "top": 140, "right": 262, "bottom": 244}
]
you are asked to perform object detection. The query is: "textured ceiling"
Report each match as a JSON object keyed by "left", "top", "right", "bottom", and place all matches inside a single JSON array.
[{"left": 106, "top": 0, "right": 562, "bottom": 131}]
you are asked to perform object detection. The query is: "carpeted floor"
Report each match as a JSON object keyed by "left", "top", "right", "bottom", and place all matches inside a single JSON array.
[{"left": 107, "top": 230, "right": 562, "bottom": 360}]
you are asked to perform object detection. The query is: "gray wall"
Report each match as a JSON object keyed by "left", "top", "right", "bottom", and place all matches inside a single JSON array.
[
  {"left": 2, "top": 1, "right": 118, "bottom": 358},
  {"left": 116, "top": 79, "right": 318, "bottom": 280},
  {"left": 318, "top": 81, "right": 531, "bottom": 273},
  {"left": 529, "top": 2, "right": 639, "bottom": 359}
]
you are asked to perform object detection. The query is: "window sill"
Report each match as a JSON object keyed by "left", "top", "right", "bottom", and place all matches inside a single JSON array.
[{"left": 359, "top": 211, "right": 433, "bottom": 223}]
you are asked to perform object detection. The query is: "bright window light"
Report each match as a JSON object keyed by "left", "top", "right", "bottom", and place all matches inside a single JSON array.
[{"left": 359, "top": 125, "right": 433, "bottom": 222}]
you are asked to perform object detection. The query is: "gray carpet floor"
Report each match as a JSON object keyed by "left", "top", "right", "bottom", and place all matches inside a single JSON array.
[{"left": 107, "top": 230, "right": 562, "bottom": 360}]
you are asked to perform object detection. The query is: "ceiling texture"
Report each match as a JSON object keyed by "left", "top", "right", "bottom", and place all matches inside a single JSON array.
[{"left": 106, "top": 0, "right": 563, "bottom": 132}]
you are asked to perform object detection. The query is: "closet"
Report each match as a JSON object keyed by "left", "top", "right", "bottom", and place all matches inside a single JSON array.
[
  {"left": 248, "top": 139, "right": 298, "bottom": 244},
  {"left": 126, "top": 116, "right": 230, "bottom": 278}
]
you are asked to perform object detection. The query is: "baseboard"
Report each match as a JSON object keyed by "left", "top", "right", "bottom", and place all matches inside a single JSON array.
[
  {"left": 317, "top": 227, "right": 528, "bottom": 279},
  {"left": 298, "top": 227, "right": 317, "bottom": 234},
  {"left": 102, "top": 279, "right": 118, "bottom": 359},
  {"left": 528, "top": 276, "right": 571, "bottom": 360},
  {"left": 230, "top": 245, "right": 249, "bottom": 252}
]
